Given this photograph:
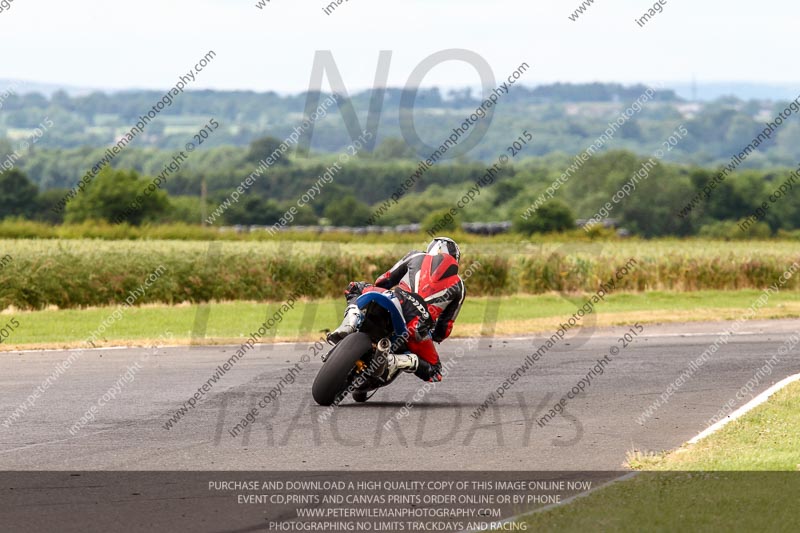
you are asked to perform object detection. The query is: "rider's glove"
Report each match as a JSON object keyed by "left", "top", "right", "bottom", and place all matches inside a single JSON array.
[{"left": 344, "top": 281, "right": 368, "bottom": 298}]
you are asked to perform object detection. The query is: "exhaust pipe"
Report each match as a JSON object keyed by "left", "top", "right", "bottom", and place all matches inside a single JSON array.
[
  {"left": 376, "top": 337, "right": 392, "bottom": 356},
  {"left": 373, "top": 338, "right": 393, "bottom": 380}
]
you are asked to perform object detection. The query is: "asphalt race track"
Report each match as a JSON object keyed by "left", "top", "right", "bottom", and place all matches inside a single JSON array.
[{"left": 2, "top": 319, "right": 799, "bottom": 472}]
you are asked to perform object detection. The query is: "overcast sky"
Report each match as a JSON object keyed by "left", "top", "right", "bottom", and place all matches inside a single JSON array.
[{"left": 0, "top": 0, "right": 797, "bottom": 94}]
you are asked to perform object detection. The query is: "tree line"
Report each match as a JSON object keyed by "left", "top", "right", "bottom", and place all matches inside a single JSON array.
[{"left": 1, "top": 136, "right": 798, "bottom": 238}]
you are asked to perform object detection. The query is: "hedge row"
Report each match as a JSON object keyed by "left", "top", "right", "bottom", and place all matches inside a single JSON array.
[{"left": 1, "top": 243, "right": 799, "bottom": 310}]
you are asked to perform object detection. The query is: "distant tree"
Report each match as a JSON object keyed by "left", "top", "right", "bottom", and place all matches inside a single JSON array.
[
  {"left": 375, "top": 192, "right": 452, "bottom": 226},
  {"left": 446, "top": 87, "right": 475, "bottom": 106},
  {"left": 704, "top": 170, "right": 765, "bottom": 222},
  {"left": 223, "top": 196, "right": 285, "bottom": 226},
  {"left": 514, "top": 200, "right": 575, "bottom": 235},
  {"left": 372, "top": 137, "right": 417, "bottom": 160},
  {"left": 65, "top": 168, "right": 169, "bottom": 225},
  {"left": 610, "top": 173, "right": 691, "bottom": 238},
  {"left": 34, "top": 189, "right": 68, "bottom": 224},
  {"left": 422, "top": 208, "right": 459, "bottom": 235},
  {"left": 493, "top": 181, "right": 523, "bottom": 207},
  {"left": 51, "top": 90, "right": 73, "bottom": 110},
  {"left": 291, "top": 205, "right": 319, "bottom": 225},
  {"left": 246, "top": 136, "right": 290, "bottom": 166},
  {"left": 618, "top": 119, "right": 643, "bottom": 140},
  {"left": 161, "top": 195, "right": 205, "bottom": 224},
  {"left": 0, "top": 169, "right": 38, "bottom": 220},
  {"left": 323, "top": 195, "right": 371, "bottom": 226},
  {"left": 566, "top": 121, "right": 588, "bottom": 137}
]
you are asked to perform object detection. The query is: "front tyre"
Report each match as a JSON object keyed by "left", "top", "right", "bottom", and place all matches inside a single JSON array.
[{"left": 312, "top": 332, "right": 372, "bottom": 406}]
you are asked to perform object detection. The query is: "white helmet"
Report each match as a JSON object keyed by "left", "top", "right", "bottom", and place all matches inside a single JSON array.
[{"left": 426, "top": 237, "right": 461, "bottom": 263}]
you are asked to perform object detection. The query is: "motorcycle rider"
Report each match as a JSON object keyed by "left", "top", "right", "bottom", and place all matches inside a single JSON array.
[{"left": 327, "top": 237, "right": 465, "bottom": 383}]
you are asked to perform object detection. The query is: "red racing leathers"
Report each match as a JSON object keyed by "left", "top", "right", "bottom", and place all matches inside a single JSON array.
[{"left": 345, "top": 251, "right": 465, "bottom": 370}]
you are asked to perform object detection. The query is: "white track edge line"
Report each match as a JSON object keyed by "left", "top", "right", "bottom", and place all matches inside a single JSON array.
[{"left": 687, "top": 372, "right": 800, "bottom": 444}]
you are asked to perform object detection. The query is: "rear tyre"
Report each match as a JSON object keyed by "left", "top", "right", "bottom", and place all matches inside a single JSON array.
[{"left": 312, "top": 332, "right": 372, "bottom": 406}]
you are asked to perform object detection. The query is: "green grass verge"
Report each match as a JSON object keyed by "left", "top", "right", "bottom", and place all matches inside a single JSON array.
[
  {"left": 627, "top": 382, "right": 800, "bottom": 471},
  {"left": 514, "top": 383, "right": 800, "bottom": 532},
  {"left": 3, "top": 289, "right": 800, "bottom": 348}
]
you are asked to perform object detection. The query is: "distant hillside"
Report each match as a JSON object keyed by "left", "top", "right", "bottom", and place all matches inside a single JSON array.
[
  {"left": 0, "top": 79, "right": 102, "bottom": 98},
  {"left": 2, "top": 82, "right": 800, "bottom": 168}
]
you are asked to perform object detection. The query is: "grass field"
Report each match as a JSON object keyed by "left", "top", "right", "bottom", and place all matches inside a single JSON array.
[
  {"left": 2, "top": 238, "right": 800, "bottom": 310},
  {"left": 513, "top": 382, "right": 800, "bottom": 531},
  {"left": 4, "top": 289, "right": 800, "bottom": 349},
  {"left": 5, "top": 235, "right": 800, "bottom": 257}
]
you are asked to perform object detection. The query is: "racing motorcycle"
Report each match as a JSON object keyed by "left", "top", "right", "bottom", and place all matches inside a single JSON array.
[{"left": 312, "top": 290, "right": 410, "bottom": 406}]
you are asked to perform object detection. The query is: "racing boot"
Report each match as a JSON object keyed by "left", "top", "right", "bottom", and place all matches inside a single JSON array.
[
  {"left": 414, "top": 359, "right": 443, "bottom": 382},
  {"left": 384, "top": 353, "right": 419, "bottom": 382},
  {"left": 327, "top": 305, "right": 362, "bottom": 344}
]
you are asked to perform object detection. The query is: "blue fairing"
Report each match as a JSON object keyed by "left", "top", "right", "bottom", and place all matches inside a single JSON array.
[{"left": 356, "top": 291, "right": 407, "bottom": 340}]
